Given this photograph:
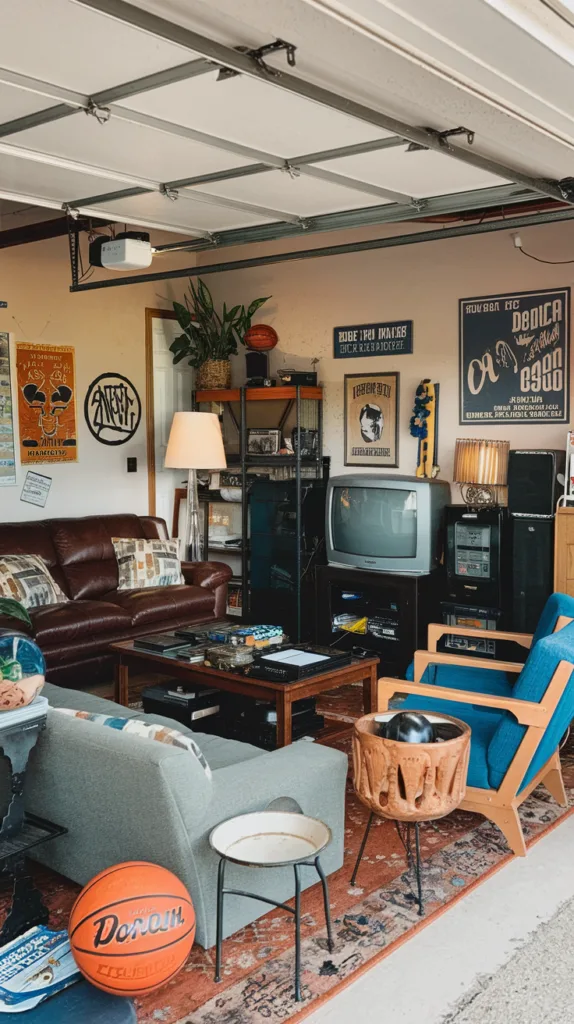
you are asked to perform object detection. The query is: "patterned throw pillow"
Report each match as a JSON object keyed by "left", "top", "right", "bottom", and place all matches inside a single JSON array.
[
  {"left": 53, "top": 709, "right": 212, "bottom": 779},
  {"left": 0, "top": 554, "right": 68, "bottom": 609},
  {"left": 111, "top": 538, "right": 184, "bottom": 591}
]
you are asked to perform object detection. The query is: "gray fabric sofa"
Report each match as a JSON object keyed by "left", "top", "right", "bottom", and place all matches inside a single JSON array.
[{"left": 25, "top": 682, "right": 348, "bottom": 948}]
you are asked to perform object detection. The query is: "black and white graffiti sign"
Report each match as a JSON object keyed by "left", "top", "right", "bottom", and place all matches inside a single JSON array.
[
  {"left": 84, "top": 373, "right": 142, "bottom": 445},
  {"left": 459, "top": 288, "right": 570, "bottom": 424}
]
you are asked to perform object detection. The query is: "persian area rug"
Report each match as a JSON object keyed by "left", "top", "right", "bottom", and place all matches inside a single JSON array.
[{"left": 8, "top": 687, "right": 574, "bottom": 1024}]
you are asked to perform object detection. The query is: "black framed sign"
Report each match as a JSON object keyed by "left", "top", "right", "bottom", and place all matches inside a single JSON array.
[
  {"left": 344, "top": 372, "right": 399, "bottom": 467},
  {"left": 459, "top": 287, "right": 570, "bottom": 424},
  {"left": 334, "top": 320, "right": 413, "bottom": 358},
  {"left": 84, "top": 372, "right": 142, "bottom": 445}
]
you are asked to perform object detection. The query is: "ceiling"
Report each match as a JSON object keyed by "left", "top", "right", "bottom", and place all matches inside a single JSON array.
[{"left": 1, "top": 0, "right": 574, "bottom": 260}]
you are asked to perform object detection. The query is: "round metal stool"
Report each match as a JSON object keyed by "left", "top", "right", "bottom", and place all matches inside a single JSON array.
[{"left": 210, "top": 809, "right": 335, "bottom": 1001}]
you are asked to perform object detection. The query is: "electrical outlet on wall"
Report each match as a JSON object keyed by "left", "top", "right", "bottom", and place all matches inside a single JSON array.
[{"left": 127, "top": 457, "right": 137, "bottom": 472}]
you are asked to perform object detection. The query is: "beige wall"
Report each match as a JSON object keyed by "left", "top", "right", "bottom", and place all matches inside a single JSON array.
[
  {"left": 200, "top": 218, "right": 574, "bottom": 486},
  {"left": 2, "top": 217, "right": 572, "bottom": 525},
  {"left": 0, "top": 233, "right": 194, "bottom": 522}
]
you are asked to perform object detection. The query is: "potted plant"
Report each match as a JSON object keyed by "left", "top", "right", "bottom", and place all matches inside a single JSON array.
[
  {"left": 170, "top": 278, "right": 270, "bottom": 389},
  {"left": 0, "top": 599, "right": 32, "bottom": 629}
]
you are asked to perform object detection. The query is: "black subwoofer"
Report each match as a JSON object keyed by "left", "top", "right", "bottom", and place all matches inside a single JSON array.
[
  {"left": 511, "top": 517, "right": 555, "bottom": 633},
  {"left": 508, "top": 449, "right": 565, "bottom": 517}
]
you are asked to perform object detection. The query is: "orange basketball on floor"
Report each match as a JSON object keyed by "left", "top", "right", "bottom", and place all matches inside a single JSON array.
[
  {"left": 68, "top": 861, "right": 195, "bottom": 997},
  {"left": 244, "top": 324, "right": 278, "bottom": 350}
]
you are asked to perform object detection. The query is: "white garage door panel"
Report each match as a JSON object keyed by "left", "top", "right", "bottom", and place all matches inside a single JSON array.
[
  {"left": 118, "top": 73, "right": 391, "bottom": 157},
  {"left": 0, "top": 154, "right": 134, "bottom": 204},
  {"left": 98, "top": 191, "right": 274, "bottom": 231},
  {"left": 316, "top": 147, "right": 508, "bottom": 197},
  {"left": 193, "top": 169, "right": 391, "bottom": 216},
  {"left": 9, "top": 116, "right": 250, "bottom": 187},
  {"left": 0, "top": 0, "right": 196, "bottom": 95}
]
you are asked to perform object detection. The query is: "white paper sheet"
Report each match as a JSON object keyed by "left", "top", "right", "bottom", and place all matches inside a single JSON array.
[{"left": 261, "top": 649, "right": 330, "bottom": 666}]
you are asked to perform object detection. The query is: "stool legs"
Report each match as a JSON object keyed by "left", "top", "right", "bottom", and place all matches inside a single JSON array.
[
  {"left": 353, "top": 816, "right": 426, "bottom": 915},
  {"left": 350, "top": 811, "right": 375, "bottom": 887},
  {"left": 214, "top": 855, "right": 334, "bottom": 1002},
  {"left": 414, "top": 822, "right": 423, "bottom": 916},
  {"left": 215, "top": 857, "right": 226, "bottom": 983},
  {"left": 293, "top": 864, "right": 302, "bottom": 1002},
  {"left": 314, "top": 856, "right": 334, "bottom": 952}
]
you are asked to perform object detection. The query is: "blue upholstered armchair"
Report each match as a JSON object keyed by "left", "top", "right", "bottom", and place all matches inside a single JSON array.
[{"left": 379, "top": 598, "right": 574, "bottom": 856}]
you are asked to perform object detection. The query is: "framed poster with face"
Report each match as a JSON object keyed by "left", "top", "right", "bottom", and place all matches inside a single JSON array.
[{"left": 344, "top": 372, "right": 399, "bottom": 467}]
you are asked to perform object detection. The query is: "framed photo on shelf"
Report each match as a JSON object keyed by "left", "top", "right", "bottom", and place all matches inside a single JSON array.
[
  {"left": 344, "top": 372, "right": 399, "bottom": 467},
  {"left": 247, "top": 428, "right": 281, "bottom": 455}
]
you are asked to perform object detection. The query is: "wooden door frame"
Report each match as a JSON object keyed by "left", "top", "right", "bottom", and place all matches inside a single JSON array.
[{"left": 145, "top": 307, "right": 178, "bottom": 516}]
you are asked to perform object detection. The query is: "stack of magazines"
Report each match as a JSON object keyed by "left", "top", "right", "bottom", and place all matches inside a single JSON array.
[{"left": 0, "top": 926, "right": 80, "bottom": 1013}]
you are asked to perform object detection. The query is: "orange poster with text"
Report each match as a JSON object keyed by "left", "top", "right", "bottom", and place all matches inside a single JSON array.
[{"left": 16, "top": 344, "right": 78, "bottom": 464}]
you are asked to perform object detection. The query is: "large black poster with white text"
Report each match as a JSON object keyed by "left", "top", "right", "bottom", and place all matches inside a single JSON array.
[{"left": 459, "top": 287, "right": 570, "bottom": 424}]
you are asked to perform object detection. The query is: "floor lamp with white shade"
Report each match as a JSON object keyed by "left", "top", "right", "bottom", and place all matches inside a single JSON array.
[{"left": 164, "top": 411, "right": 227, "bottom": 562}]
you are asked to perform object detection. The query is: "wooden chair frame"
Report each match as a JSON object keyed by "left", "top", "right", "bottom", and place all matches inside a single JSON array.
[{"left": 378, "top": 649, "right": 571, "bottom": 856}]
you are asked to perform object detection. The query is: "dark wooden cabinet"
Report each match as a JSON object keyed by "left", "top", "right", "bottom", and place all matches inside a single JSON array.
[{"left": 315, "top": 564, "right": 444, "bottom": 677}]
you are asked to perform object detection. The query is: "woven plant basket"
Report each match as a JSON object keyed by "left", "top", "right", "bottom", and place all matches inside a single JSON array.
[{"left": 197, "top": 360, "right": 232, "bottom": 390}]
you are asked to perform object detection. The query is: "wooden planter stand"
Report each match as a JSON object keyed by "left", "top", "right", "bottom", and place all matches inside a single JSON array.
[{"left": 351, "top": 711, "right": 470, "bottom": 912}]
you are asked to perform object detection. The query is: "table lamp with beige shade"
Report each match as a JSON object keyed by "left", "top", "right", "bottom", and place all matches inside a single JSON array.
[
  {"left": 453, "top": 438, "right": 510, "bottom": 506},
  {"left": 164, "top": 411, "right": 227, "bottom": 561}
]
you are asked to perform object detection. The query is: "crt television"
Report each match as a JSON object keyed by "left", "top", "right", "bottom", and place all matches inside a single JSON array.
[{"left": 326, "top": 475, "right": 451, "bottom": 575}]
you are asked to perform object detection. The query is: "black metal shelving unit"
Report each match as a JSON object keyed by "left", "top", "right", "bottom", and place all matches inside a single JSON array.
[{"left": 193, "top": 385, "right": 325, "bottom": 640}]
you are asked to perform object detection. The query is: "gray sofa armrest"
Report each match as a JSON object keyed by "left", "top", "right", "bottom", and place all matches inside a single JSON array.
[
  {"left": 208, "top": 740, "right": 348, "bottom": 832},
  {"left": 25, "top": 712, "right": 213, "bottom": 889}
]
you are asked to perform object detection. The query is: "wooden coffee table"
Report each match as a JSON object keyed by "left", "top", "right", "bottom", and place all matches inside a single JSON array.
[{"left": 110, "top": 639, "right": 379, "bottom": 747}]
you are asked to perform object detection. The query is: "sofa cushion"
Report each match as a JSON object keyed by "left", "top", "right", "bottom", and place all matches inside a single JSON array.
[
  {"left": 0, "top": 554, "right": 69, "bottom": 609},
  {"left": 112, "top": 537, "right": 183, "bottom": 590},
  {"left": 48, "top": 515, "right": 152, "bottom": 600},
  {"left": 31, "top": 600, "right": 132, "bottom": 646},
  {"left": 102, "top": 584, "right": 215, "bottom": 626},
  {"left": 44, "top": 680, "right": 263, "bottom": 772},
  {"left": 53, "top": 708, "right": 212, "bottom": 778},
  {"left": 0, "top": 522, "right": 69, "bottom": 595},
  {"left": 43, "top": 680, "right": 141, "bottom": 718},
  {"left": 131, "top": 713, "right": 264, "bottom": 770}
]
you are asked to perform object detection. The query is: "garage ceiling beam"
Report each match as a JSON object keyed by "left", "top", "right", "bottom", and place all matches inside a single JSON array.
[
  {"left": 0, "top": 57, "right": 215, "bottom": 138},
  {"left": 77, "top": 184, "right": 535, "bottom": 254},
  {"left": 0, "top": 64, "right": 420, "bottom": 207},
  {"left": 130, "top": 135, "right": 408, "bottom": 192},
  {"left": 0, "top": 140, "right": 306, "bottom": 226},
  {"left": 50, "top": 114, "right": 417, "bottom": 212},
  {"left": 75, "top": 0, "right": 572, "bottom": 206},
  {"left": 151, "top": 183, "right": 540, "bottom": 252},
  {"left": 70, "top": 204, "right": 574, "bottom": 293},
  {"left": 91, "top": 58, "right": 214, "bottom": 105}
]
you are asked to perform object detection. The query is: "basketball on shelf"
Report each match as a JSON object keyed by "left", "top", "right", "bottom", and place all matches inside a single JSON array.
[
  {"left": 68, "top": 861, "right": 195, "bottom": 996},
  {"left": 244, "top": 324, "right": 278, "bottom": 350}
]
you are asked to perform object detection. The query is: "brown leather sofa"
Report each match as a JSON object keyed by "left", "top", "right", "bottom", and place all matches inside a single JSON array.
[{"left": 0, "top": 514, "right": 232, "bottom": 689}]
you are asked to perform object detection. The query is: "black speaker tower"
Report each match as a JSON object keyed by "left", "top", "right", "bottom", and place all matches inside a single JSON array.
[{"left": 507, "top": 449, "right": 565, "bottom": 633}]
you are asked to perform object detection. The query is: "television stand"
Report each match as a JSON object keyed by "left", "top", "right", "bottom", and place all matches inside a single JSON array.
[{"left": 315, "top": 564, "right": 444, "bottom": 677}]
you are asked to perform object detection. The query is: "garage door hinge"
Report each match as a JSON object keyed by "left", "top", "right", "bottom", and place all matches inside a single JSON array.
[
  {"left": 283, "top": 162, "right": 301, "bottom": 179},
  {"left": 558, "top": 177, "right": 574, "bottom": 202},
  {"left": 217, "top": 39, "right": 297, "bottom": 81},
  {"left": 407, "top": 126, "right": 475, "bottom": 153},
  {"left": 159, "top": 184, "right": 179, "bottom": 202},
  {"left": 84, "top": 99, "right": 111, "bottom": 125}
]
